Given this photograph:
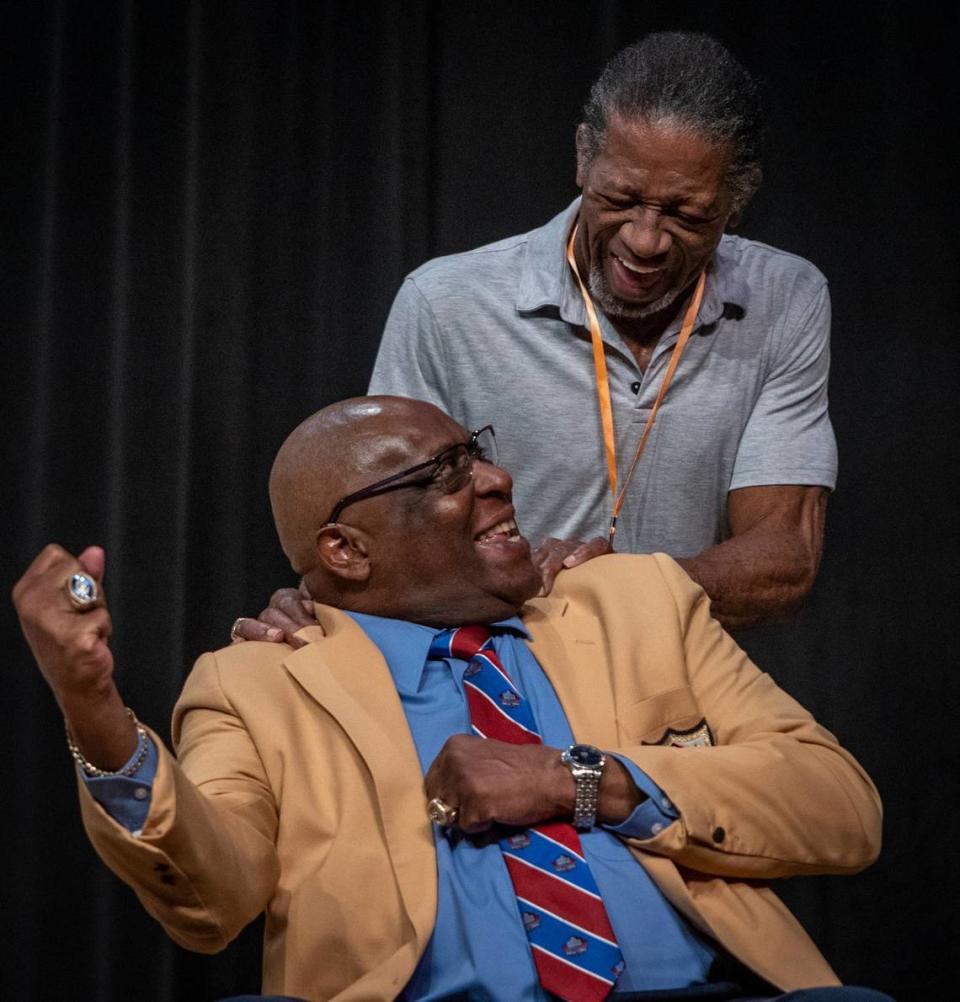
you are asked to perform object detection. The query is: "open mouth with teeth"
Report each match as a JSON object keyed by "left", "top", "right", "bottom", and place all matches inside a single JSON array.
[
  {"left": 475, "top": 518, "right": 522, "bottom": 545},
  {"left": 611, "top": 252, "right": 666, "bottom": 295},
  {"left": 614, "top": 253, "right": 662, "bottom": 275}
]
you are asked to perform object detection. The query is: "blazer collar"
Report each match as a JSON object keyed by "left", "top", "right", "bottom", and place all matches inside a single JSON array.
[{"left": 520, "top": 594, "right": 618, "bottom": 748}]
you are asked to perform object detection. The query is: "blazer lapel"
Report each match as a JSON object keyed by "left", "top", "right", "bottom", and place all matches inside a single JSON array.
[
  {"left": 524, "top": 595, "right": 724, "bottom": 946},
  {"left": 282, "top": 605, "right": 437, "bottom": 953},
  {"left": 522, "top": 596, "right": 618, "bottom": 748}
]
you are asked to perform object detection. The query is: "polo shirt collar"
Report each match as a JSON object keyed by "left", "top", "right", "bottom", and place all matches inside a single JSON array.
[
  {"left": 516, "top": 198, "right": 585, "bottom": 325},
  {"left": 514, "top": 196, "right": 749, "bottom": 333}
]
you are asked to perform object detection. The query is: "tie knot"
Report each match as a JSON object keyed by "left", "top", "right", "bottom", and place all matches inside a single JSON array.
[{"left": 428, "top": 625, "right": 493, "bottom": 662}]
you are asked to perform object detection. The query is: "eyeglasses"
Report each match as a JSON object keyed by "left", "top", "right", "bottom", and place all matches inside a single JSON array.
[{"left": 324, "top": 425, "right": 497, "bottom": 525}]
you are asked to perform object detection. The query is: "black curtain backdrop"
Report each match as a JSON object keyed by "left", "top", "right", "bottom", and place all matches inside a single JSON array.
[{"left": 2, "top": 2, "right": 957, "bottom": 1000}]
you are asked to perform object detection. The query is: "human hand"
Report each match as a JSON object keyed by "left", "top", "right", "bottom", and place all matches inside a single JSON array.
[
  {"left": 12, "top": 544, "right": 137, "bottom": 768},
  {"left": 531, "top": 536, "right": 612, "bottom": 596},
  {"left": 13, "top": 544, "right": 115, "bottom": 706},
  {"left": 230, "top": 581, "right": 317, "bottom": 648},
  {"left": 424, "top": 734, "right": 574, "bottom": 834}
]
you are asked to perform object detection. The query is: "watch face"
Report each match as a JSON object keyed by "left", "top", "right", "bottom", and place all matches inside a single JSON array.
[{"left": 568, "top": 744, "right": 603, "bottom": 767}]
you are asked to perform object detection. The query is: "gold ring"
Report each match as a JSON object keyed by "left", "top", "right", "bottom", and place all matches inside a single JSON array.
[
  {"left": 427, "top": 797, "right": 458, "bottom": 826},
  {"left": 230, "top": 617, "right": 248, "bottom": 642},
  {"left": 65, "top": 572, "right": 99, "bottom": 610}
]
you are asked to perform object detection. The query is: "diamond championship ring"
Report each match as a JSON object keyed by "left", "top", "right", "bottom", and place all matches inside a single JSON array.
[
  {"left": 65, "top": 572, "right": 99, "bottom": 610},
  {"left": 427, "top": 797, "right": 458, "bottom": 827}
]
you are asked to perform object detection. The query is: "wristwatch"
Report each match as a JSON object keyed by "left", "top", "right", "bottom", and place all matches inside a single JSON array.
[{"left": 560, "top": 743, "right": 606, "bottom": 830}]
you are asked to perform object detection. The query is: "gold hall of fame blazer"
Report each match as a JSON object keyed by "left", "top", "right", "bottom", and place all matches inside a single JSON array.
[{"left": 78, "top": 554, "right": 882, "bottom": 1001}]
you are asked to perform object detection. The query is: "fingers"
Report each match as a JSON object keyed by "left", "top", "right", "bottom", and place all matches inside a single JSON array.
[
  {"left": 231, "top": 617, "right": 283, "bottom": 644},
  {"left": 12, "top": 542, "right": 73, "bottom": 600},
  {"left": 425, "top": 735, "right": 565, "bottom": 833},
  {"left": 532, "top": 538, "right": 579, "bottom": 596},
  {"left": 272, "top": 587, "right": 317, "bottom": 627},
  {"left": 560, "top": 536, "right": 612, "bottom": 569},
  {"left": 229, "top": 586, "right": 318, "bottom": 647},
  {"left": 13, "top": 544, "right": 116, "bottom": 704},
  {"left": 77, "top": 544, "right": 106, "bottom": 582},
  {"left": 531, "top": 538, "right": 566, "bottom": 596},
  {"left": 257, "top": 605, "right": 310, "bottom": 649},
  {"left": 268, "top": 587, "right": 318, "bottom": 648},
  {"left": 72, "top": 606, "right": 115, "bottom": 676},
  {"left": 13, "top": 543, "right": 105, "bottom": 613},
  {"left": 531, "top": 536, "right": 612, "bottom": 596},
  {"left": 425, "top": 735, "right": 489, "bottom": 833}
]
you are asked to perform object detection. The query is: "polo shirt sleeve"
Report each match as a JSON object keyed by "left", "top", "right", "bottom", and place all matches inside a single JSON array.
[
  {"left": 368, "top": 276, "right": 452, "bottom": 410},
  {"left": 729, "top": 281, "right": 838, "bottom": 491}
]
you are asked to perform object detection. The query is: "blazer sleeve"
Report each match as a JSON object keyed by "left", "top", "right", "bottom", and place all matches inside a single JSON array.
[
  {"left": 78, "top": 650, "right": 280, "bottom": 954},
  {"left": 615, "top": 554, "right": 882, "bottom": 879}
]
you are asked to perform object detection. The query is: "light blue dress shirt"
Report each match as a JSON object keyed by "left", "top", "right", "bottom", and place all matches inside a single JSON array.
[{"left": 85, "top": 614, "right": 718, "bottom": 997}]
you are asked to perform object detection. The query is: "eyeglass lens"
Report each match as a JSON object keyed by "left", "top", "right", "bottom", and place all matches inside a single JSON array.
[{"left": 435, "top": 426, "right": 497, "bottom": 493}]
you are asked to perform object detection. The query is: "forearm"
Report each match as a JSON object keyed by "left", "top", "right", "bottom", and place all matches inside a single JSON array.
[
  {"left": 675, "top": 528, "right": 816, "bottom": 629},
  {"left": 61, "top": 679, "right": 139, "bottom": 772},
  {"left": 675, "top": 486, "right": 828, "bottom": 629}
]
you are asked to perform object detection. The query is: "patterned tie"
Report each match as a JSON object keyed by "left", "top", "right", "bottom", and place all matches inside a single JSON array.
[{"left": 429, "top": 626, "right": 624, "bottom": 1002}]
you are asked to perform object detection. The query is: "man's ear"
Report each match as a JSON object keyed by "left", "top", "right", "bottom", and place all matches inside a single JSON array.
[
  {"left": 575, "top": 124, "right": 590, "bottom": 187},
  {"left": 315, "top": 525, "right": 371, "bottom": 583},
  {"left": 725, "top": 168, "right": 762, "bottom": 231}
]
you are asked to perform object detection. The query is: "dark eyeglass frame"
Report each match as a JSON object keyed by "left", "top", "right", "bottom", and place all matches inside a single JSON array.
[{"left": 323, "top": 425, "right": 496, "bottom": 526}]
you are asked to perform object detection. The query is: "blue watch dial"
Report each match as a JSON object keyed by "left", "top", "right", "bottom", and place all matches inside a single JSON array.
[{"left": 568, "top": 744, "right": 603, "bottom": 767}]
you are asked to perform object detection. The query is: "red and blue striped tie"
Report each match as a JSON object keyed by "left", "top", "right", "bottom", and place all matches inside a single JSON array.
[{"left": 429, "top": 626, "right": 624, "bottom": 1002}]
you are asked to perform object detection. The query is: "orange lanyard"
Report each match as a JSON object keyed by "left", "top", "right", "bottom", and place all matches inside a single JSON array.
[{"left": 565, "top": 222, "right": 706, "bottom": 542}]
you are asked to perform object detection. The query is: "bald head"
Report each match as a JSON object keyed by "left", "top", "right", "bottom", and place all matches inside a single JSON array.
[
  {"left": 270, "top": 396, "right": 445, "bottom": 577},
  {"left": 268, "top": 396, "right": 540, "bottom": 626}
]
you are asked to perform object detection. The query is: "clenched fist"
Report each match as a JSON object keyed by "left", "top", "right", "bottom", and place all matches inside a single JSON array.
[
  {"left": 12, "top": 544, "right": 137, "bottom": 770},
  {"left": 424, "top": 734, "right": 575, "bottom": 834}
]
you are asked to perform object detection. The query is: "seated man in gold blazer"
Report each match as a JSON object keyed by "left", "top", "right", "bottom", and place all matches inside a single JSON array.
[{"left": 13, "top": 396, "right": 889, "bottom": 1002}]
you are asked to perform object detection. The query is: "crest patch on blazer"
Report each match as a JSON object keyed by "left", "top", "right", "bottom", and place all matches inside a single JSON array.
[{"left": 646, "top": 718, "right": 714, "bottom": 748}]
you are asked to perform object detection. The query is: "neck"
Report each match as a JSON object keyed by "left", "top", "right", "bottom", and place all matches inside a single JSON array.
[
  {"left": 339, "top": 595, "right": 525, "bottom": 628},
  {"left": 606, "top": 302, "right": 683, "bottom": 348}
]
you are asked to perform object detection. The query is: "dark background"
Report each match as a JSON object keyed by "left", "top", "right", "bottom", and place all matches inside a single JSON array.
[{"left": 2, "top": 2, "right": 957, "bottom": 1000}]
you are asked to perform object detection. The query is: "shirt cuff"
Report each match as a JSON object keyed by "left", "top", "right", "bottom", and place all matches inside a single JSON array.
[
  {"left": 80, "top": 737, "right": 159, "bottom": 835},
  {"left": 603, "top": 753, "right": 679, "bottom": 839}
]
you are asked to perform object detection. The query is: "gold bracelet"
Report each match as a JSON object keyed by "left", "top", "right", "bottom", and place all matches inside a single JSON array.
[{"left": 65, "top": 708, "right": 150, "bottom": 778}]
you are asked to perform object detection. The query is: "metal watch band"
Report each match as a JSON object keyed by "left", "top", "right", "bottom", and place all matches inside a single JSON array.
[
  {"left": 562, "top": 744, "right": 605, "bottom": 830},
  {"left": 571, "top": 768, "right": 601, "bottom": 830}
]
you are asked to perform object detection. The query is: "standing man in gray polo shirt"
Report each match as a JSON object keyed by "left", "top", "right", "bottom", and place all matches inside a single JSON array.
[
  {"left": 366, "top": 32, "right": 834, "bottom": 630},
  {"left": 237, "top": 32, "right": 834, "bottom": 644}
]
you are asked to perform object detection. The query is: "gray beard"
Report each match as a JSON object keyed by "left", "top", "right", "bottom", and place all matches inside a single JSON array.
[{"left": 587, "top": 262, "right": 683, "bottom": 320}]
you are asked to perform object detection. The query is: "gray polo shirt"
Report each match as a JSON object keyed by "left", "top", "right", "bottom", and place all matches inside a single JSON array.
[{"left": 369, "top": 199, "right": 836, "bottom": 556}]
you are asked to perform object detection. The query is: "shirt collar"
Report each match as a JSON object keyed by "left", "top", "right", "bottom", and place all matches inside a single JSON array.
[
  {"left": 514, "top": 195, "right": 749, "bottom": 333},
  {"left": 344, "top": 610, "right": 529, "bottom": 695},
  {"left": 516, "top": 197, "right": 585, "bottom": 325}
]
